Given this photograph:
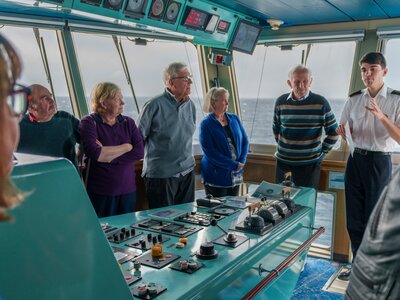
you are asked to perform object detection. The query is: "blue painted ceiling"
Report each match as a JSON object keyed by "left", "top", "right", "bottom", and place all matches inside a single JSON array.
[{"left": 210, "top": 0, "right": 400, "bottom": 27}]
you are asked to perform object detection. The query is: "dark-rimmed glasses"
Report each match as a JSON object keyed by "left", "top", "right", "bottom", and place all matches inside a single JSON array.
[{"left": 7, "top": 83, "right": 31, "bottom": 116}]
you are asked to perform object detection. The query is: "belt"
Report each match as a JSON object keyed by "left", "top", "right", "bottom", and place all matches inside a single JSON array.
[{"left": 354, "top": 147, "right": 391, "bottom": 156}]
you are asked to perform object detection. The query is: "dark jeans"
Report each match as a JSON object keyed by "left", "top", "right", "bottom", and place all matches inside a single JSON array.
[
  {"left": 144, "top": 171, "right": 195, "bottom": 209},
  {"left": 205, "top": 184, "right": 240, "bottom": 198},
  {"left": 88, "top": 191, "right": 136, "bottom": 218},
  {"left": 344, "top": 152, "right": 391, "bottom": 259},
  {"left": 275, "top": 160, "right": 321, "bottom": 189}
]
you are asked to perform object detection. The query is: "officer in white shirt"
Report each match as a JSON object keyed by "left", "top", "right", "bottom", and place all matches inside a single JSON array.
[{"left": 337, "top": 52, "right": 400, "bottom": 281}]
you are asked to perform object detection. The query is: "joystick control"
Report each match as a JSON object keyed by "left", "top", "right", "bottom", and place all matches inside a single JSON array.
[{"left": 210, "top": 218, "right": 238, "bottom": 244}]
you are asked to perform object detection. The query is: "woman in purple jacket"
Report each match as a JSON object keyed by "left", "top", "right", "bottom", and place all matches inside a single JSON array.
[
  {"left": 80, "top": 82, "right": 144, "bottom": 217},
  {"left": 199, "top": 87, "right": 249, "bottom": 197}
]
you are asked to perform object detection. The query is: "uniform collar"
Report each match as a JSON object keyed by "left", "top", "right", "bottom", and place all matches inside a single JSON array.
[{"left": 363, "top": 83, "right": 387, "bottom": 99}]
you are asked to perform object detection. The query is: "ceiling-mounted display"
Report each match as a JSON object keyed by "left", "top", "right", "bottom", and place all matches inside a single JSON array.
[
  {"left": 149, "top": 0, "right": 167, "bottom": 20},
  {"left": 80, "top": 0, "right": 102, "bottom": 6},
  {"left": 163, "top": 1, "right": 181, "bottom": 24},
  {"left": 124, "top": 0, "right": 148, "bottom": 19},
  {"left": 103, "top": 0, "right": 123, "bottom": 10},
  {"left": 229, "top": 19, "right": 262, "bottom": 55}
]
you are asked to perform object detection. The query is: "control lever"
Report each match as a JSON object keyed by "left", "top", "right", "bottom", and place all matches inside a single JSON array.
[
  {"left": 281, "top": 172, "right": 295, "bottom": 187},
  {"left": 210, "top": 219, "right": 238, "bottom": 244}
]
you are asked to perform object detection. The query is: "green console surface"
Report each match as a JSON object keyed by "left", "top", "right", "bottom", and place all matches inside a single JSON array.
[{"left": 1, "top": 155, "right": 316, "bottom": 300}]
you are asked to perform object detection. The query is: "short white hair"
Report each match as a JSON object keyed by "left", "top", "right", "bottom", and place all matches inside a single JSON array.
[
  {"left": 163, "top": 62, "right": 188, "bottom": 86},
  {"left": 203, "top": 87, "right": 229, "bottom": 113},
  {"left": 288, "top": 64, "right": 312, "bottom": 79}
]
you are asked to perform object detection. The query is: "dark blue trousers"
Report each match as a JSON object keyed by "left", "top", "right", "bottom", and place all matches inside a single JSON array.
[
  {"left": 88, "top": 192, "right": 137, "bottom": 218},
  {"left": 275, "top": 160, "right": 321, "bottom": 189},
  {"left": 204, "top": 184, "right": 240, "bottom": 197},
  {"left": 144, "top": 171, "right": 195, "bottom": 209},
  {"left": 345, "top": 152, "right": 392, "bottom": 259}
]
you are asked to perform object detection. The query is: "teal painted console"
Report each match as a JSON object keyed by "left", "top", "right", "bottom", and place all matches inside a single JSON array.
[{"left": 1, "top": 156, "right": 316, "bottom": 300}]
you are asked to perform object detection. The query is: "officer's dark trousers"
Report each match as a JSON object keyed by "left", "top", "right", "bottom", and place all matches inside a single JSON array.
[{"left": 344, "top": 151, "right": 392, "bottom": 259}]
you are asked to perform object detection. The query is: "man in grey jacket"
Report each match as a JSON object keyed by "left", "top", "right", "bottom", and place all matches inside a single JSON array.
[
  {"left": 346, "top": 168, "right": 400, "bottom": 299},
  {"left": 138, "top": 62, "right": 196, "bottom": 209}
]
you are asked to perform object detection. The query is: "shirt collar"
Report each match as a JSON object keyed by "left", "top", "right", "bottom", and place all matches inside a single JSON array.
[
  {"left": 28, "top": 112, "right": 55, "bottom": 123},
  {"left": 28, "top": 112, "right": 37, "bottom": 122},
  {"left": 165, "top": 88, "right": 189, "bottom": 104},
  {"left": 363, "top": 83, "right": 387, "bottom": 99},
  {"left": 287, "top": 90, "right": 310, "bottom": 101}
]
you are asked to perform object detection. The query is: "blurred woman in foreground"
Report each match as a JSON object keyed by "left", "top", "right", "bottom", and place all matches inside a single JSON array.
[{"left": 0, "top": 33, "right": 30, "bottom": 222}]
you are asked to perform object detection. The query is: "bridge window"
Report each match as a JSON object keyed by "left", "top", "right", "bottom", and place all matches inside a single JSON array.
[
  {"left": 73, "top": 33, "right": 203, "bottom": 143},
  {"left": 73, "top": 33, "right": 133, "bottom": 116},
  {"left": 383, "top": 38, "right": 400, "bottom": 153},
  {"left": 384, "top": 39, "right": 400, "bottom": 91},
  {"left": 119, "top": 40, "right": 204, "bottom": 144},
  {"left": 0, "top": 26, "right": 72, "bottom": 114},
  {"left": 234, "top": 42, "right": 356, "bottom": 147}
]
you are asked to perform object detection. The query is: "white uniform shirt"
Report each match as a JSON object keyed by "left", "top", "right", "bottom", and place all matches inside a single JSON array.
[{"left": 340, "top": 84, "right": 400, "bottom": 152}]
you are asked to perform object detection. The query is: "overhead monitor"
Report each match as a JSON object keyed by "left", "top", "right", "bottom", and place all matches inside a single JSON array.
[
  {"left": 229, "top": 19, "right": 262, "bottom": 55},
  {"left": 182, "top": 6, "right": 209, "bottom": 30}
]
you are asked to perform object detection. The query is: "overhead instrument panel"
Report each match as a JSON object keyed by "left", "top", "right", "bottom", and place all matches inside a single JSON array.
[
  {"left": 53, "top": 0, "right": 259, "bottom": 51},
  {"left": 80, "top": 0, "right": 102, "bottom": 7},
  {"left": 217, "top": 19, "right": 230, "bottom": 33},
  {"left": 103, "top": 0, "right": 123, "bottom": 11},
  {"left": 205, "top": 14, "right": 219, "bottom": 33},
  {"left": 182, "top": 6, "right": 209, "bottom": 30},
  {"left": 124, "top": 0, "right": 148, "bottom": 19},
  {"left": 149, "top": 0, "right": 167, "bottom": 20},
  {"left": 40, "top": 0, "right": 75, "bottom": 7},
  {"left": 163, "top": 1, "right": 181, "bottom": 24}
]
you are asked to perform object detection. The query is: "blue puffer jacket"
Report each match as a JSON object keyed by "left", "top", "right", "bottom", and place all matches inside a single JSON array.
[{"left": 199, "top": 112, "right": 249, "bottom": 187}]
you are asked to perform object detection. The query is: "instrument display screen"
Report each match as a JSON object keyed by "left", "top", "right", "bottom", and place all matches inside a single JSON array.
[{"left": 182, "top": 7, "right": 209, "bottom": 30}]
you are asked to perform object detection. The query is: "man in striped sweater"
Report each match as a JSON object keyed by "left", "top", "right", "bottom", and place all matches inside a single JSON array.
[{"left": 272, "top": 65, "right": 338, "bottom": 189}]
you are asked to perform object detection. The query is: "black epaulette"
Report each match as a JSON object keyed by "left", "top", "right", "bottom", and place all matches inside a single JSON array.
[
  {"left": 391, "top": 90, "right": 400, "bottom": 96},
  {"left": 349, "top": 90, "right": 362, "bottom": 97}
]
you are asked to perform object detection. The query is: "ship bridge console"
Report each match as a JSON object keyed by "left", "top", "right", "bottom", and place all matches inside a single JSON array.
[{"left": 0, "top": 156, "right": 321, "bottom": 299}]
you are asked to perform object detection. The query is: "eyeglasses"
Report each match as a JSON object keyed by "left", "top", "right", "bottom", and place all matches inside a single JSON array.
[
  {"left": 171, "top": 75, "right": 193, "bottom": 82},
  {"left": 7, "top": 83, "right": 31, "bottom": 116}
]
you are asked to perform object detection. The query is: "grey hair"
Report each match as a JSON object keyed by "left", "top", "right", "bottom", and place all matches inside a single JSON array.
[
  {"left": 288, "top": 64, "right": 312, "bottom": 79},
  {"left": 203, "top": 87, "right": 229, "bottom": 113},
  {"left": 163, "top": 62, "right": 188, "bottom": 86}
]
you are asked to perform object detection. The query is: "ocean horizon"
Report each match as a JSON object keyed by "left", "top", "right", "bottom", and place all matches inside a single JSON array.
[{"left": 57, "top": 96, "right": 346, "bottom": 145}]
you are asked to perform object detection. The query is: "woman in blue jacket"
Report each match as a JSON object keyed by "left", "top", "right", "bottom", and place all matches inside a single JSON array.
[{"left": 199, "top": 87, "right": 249, "bottom": 197}]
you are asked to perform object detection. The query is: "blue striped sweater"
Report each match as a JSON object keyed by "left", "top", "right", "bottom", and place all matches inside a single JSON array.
[{"left": 272, "top": 91, "right": 338, "bottom": 165}]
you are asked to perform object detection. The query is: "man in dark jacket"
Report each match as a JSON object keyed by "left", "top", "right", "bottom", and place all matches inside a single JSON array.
[
  {"left": 346, "top": 168, "right": 400, "bottom": 299},
  {"left": 17, "top": 84, "right": 80, "bottom": 168}
]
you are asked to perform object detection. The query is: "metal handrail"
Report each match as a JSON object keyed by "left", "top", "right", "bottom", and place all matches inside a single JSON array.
[{"left": 242, "top": 226, "right": 325, "bottom": 300}]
